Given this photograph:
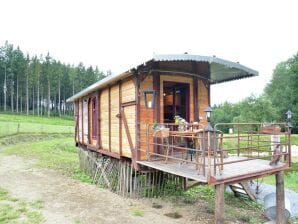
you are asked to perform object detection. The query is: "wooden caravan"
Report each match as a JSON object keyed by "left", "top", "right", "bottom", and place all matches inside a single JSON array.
[
  {"left": 67, "top": 54, "right": 291, "bottom": 185},
  {"left": 68, "top": 54, "right": 259, "bottom": 164},
  {"left": 68, "top": 54, "right": 292, "bottom": 223}
]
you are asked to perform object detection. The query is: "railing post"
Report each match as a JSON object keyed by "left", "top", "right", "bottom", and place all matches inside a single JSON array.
[
  {"left": 288, "top": 127, "right": 291, "bottom": 166},
  {"left": 207, "top": 131, "right": 211, "bottom": 179},
  {"left": 213, "top": 130, "right": 217, "bottom": 176},
  {"left": 146, "top": 124, "right": 150, "bottom": 161},
  {"left": 237, "top": 123, "right": 240, "bottom": 156}
]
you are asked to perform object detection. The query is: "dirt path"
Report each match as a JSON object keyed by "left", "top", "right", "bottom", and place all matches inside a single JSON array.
[{"left": 0, "top": 154, "right": 211, "bottom": 224}]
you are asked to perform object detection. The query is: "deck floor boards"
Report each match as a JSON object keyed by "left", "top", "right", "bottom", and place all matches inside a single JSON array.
[{"left": 137, "top": 156, "right": 287, "bottom": 184}]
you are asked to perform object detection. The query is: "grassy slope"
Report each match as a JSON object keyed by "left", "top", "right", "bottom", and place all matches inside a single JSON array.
[
  {"left": 0, "top": 113, "right": 73, "bottom": 126},
  {"left": 2, "top": 135, "right": 91, "bottom": 183},
  {"left": 0, "top": 113, "right": 74, "bottom": 137}
]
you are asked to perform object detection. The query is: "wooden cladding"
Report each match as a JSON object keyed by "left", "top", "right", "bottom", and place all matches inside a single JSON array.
[
  {"left": 110, "top": 85, "right": 120, "bottom": 154},
  {"left": 139, "top": 75, "right": 154, "bottom": 160},
  {"left": 121, "top": 79, "right": 135, "bottom": 103},
  {"left": 198, "top": 79, "right": 209, "bottom": 126},
  {"left": 74, "top": 71, "right": 210, "bottom": 161},
  {"left": 75, "top": 78, "right": 137, "bottom": 159},
  {"left": 100, "top": 88, "right": 109, "bottom": 150}
]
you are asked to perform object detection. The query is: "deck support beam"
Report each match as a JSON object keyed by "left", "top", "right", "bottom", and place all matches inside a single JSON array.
[
  {"left": 276, "top": 171, "right": 286, "bottom": 224},
  {"left": 215, "top": 183, "right": 225, "bottom": 224}
]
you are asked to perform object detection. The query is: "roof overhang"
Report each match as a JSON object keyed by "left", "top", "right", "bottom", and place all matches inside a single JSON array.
[
  {"left": 153, "top": 54, "right": 258, "bottom": 84},
  {"left": 66, "top": 71, "right": 132, "bottom": 102},
  {"left": 67, "top": 54, "right": 258, "bottom": 102}
]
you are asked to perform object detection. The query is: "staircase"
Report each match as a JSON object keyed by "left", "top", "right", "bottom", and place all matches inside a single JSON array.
[{"left": 229, "top": 181, "right": 256, "bottom": 201}]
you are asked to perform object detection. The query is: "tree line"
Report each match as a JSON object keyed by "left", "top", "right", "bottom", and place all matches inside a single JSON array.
[
  {"left": 212, "top": 52, "right": 298, "bottom": 133},
  {"left": 0, "top": 41, "right": 106, "bottom": 117}
]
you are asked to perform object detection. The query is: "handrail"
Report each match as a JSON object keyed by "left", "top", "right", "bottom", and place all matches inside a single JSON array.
[{"left": 143, "top": 122, "right": 291, "bottom": 181}]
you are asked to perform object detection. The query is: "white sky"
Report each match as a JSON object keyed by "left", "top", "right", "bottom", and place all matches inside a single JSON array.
[{"left": 0, "top": 0, "right": 297, "bottom": 105}]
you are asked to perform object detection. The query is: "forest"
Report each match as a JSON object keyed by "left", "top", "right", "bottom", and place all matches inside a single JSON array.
[
  {"left": 0, "top": 41, "right": 297, "bottom": 133},
  {"left": 0, "top": 41, "right": 106, "bottom": 117},
  {"left": 212, "top": 52, "right": 298, "bottom": 133}
]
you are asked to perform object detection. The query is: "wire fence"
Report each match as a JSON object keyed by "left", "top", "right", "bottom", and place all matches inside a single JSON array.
[{"left": 0, "top": 121, "right": 74, "bottom": 137}]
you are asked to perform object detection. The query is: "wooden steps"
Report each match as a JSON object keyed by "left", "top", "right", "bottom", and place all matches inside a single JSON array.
[{"left": 229, "top": 181, "right": 256, "bottom": 200}]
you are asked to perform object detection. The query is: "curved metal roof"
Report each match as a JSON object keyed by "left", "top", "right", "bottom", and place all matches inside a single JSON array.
[
  {"left": 67, "top": 54, "right": 258, "bottom": 102},
  {"left": 153, "top": 54, "right": 258, "bottom": 84}
]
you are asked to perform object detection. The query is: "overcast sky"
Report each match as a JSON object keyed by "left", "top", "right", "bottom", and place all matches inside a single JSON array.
[{"left": 1, "top": 0, "right": 297, "bottom": 105}]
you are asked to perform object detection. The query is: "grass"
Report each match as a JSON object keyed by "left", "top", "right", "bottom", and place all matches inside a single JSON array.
[
  {"left": 222, "top": 134, "right": 298, "bottom": 153},
  {"left": 0, "top": 113, "right": 74, "bottom": 137},
  {"left": 0, "top": 121, "right": 74, "bottom": 137},
  {"left": 178, "top": 185, "right": 266, "bottom": 223},
  {"left": 290, "top": 134, "right": 298, "bottom": 145},
  {"left": 0, "top": 133, "right": 72, "bottom": 146},
  {"left": 4, "top": 137, "right": 78, "bottom": 172},
  {"left": 0, "top": 187, "right": 45, "bottom": 224},
  {"left": 30, "top": 200, "right": 44, "bottom": 209},
  {"left": 262, "top": 171, "right": 298, "bottom": 192},
  {"left": 0, "top": 204, "right": 20, "bottom": 223},
  {"left": 0, "top": 113, "right": 73, "bottom": 126},
  {"left": 2, "top": 133, "right": 92, "bottom": 183},
  {"left": 130, "top": 207, "right": 144, "bottom": 217}
]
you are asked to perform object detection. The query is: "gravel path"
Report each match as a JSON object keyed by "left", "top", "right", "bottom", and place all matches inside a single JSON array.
[{"left": 0, "top": 154, "right": 212, "bottom": 224}]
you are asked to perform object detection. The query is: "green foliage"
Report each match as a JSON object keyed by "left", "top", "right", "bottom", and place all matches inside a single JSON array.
[
  {"left": 212, "top": 95, "right": 278, "bottom": 133},
  {"left": 212, "top": 53, "right": 298, "bottom": 134},
  {"left": 264, "top": 52, "right": 298, "bottom": 133},
  {"left": 183, "top": 185, "right": 215, "bottom": 200},
  {"left": 0, "top": 41, "right": 106, "bottom": 116}
]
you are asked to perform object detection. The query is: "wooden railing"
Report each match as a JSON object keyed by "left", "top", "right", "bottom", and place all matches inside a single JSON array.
[{"left": 140, "top": 122, "right": 291, "bottom": 180}]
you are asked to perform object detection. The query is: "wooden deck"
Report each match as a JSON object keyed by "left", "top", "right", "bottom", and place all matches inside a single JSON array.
[{"left": 137, "top": 156, "right": 289, "bottom": 185}]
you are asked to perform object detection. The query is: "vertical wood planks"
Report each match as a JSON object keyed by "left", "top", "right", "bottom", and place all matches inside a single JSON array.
[
  {"left": 198, "top": 80, "right": 208, "bottom": 126},
  {"left": 110, "top": 85, "right": 120, "bottom": 154},
  {"left": 83, "top": 98, "right": 89, "bottom": 144},
  {"left": 139, "top": 74, "right": 154, "bottom": 160},
  {"left": 100, "top": 89, "right": 109, "bottom": 150}
]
